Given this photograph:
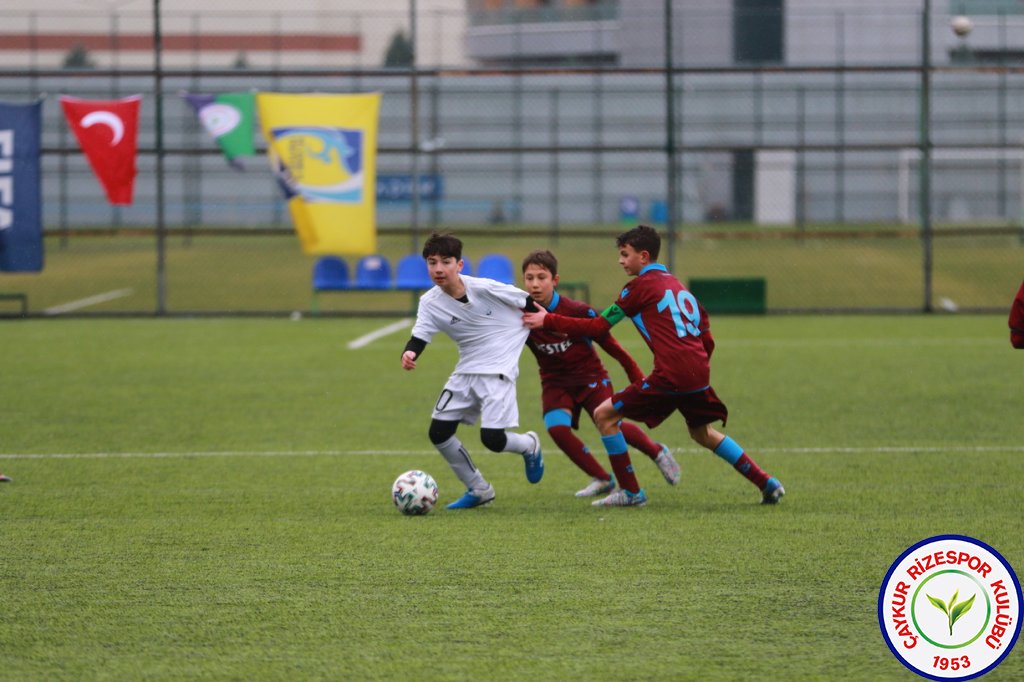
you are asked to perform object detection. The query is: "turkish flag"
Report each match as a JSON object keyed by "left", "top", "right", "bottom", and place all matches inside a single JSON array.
[{"left": 60, "top": 95, "right": 141, "bottom": 205}]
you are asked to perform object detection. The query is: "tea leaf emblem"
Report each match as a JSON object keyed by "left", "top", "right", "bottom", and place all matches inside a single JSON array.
[{"left": 927, "top": 589, "right": 976, "bottom": 636}]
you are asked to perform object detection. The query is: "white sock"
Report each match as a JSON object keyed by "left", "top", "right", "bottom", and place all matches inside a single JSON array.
[
  {"left": 435, "top": 436, "right": 487, "bottom": 490},
  {"left": 502, "top": 431, "right": 535, "bottom": 455}
]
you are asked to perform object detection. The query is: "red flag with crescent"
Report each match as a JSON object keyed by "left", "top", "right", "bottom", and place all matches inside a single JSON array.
[{"left": 60, "top": 95, "right": 141, "bottom": 205}]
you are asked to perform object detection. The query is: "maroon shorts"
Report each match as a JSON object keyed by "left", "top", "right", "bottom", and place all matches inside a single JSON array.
[
  {"left": 540, "top": 379, "right": 613, "bottom": 429},
  {"left": 611, "top": 382, "right": 728, "bottom": 430}
]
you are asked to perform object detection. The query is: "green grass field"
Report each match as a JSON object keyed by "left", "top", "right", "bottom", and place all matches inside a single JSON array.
[
  {"left": 1, "top": 226, "right": 1020, "bottom": 315},
  {"left": 2, "top": 315, "right": 1022, "bottom": 680}
]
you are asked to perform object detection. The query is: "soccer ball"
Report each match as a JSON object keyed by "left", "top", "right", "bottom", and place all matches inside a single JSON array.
[
  {"left": 391, "top": 470, "right": 439, "bottom": 516},
  {"left": 951, "top": 15, "right": 973, "bottom": 37}
]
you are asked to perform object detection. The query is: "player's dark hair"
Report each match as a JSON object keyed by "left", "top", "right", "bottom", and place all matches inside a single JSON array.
[
  {"left": 616, "top": 224, "right": 661, "bottom": 262},
  {"left": 521, "top": 249, "right": 558, "bottom": 276},
  {"left": 422, "top": 232, "right": 462, "bottom": 260}
]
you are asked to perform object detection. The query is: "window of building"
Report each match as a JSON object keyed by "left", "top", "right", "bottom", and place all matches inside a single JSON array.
[{"left": 733, "top": 0, "right": 783, "bottom": 64}]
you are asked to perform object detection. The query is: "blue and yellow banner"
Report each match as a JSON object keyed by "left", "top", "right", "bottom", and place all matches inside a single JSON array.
[{"left": 257, "top": 92, "right": 381, "bottom": 255}]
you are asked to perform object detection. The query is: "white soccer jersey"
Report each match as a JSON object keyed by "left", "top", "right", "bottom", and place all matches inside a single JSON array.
[{"left": 411, "top": 275, "right": 531, "bottom": 379}]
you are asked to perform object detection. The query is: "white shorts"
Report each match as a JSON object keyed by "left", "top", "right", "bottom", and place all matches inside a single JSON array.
[{"left": 431, "top": 373, "right": 520, "bottom": 429}]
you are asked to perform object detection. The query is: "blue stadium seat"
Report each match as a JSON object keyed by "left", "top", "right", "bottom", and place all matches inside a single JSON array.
[
  {"left": 476, "top": 253, "right": 515, "bottom": 284},
  {"left": 461, "top": 255, "right": 473, "bottom": 276},
  {"left": 395, "top": 254, "right": 432, "bottom": 290},
  {"left": 312, "top": 255, "right": 350, "bottom": 291},
  {"left": 354, "top": 254, "right": 393, "bottom": 290}
]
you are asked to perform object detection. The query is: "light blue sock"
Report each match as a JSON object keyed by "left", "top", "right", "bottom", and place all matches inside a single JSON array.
[
  {"left": 600, "top": 432, "right": 628, "bottom": 456},
  {"left": 713, "top": 436, "right": 744, "bottom": 465},
  {"left": 602, "top": 431, "right": 635, "bottom": 479}
]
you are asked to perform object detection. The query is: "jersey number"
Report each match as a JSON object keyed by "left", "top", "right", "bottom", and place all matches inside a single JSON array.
[{"left": 657, "top": 289, "right": 701, "bottom": 337}]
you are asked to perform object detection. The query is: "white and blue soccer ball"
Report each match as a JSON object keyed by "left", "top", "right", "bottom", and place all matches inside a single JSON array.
[{"left": 391, "top": 470, "right": 439, "bottom": 516}]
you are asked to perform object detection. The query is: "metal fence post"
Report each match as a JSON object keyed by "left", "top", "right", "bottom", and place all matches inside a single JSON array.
[
  {"left": 154, "top": 0, "right": 167, "bottom": 314},
  {"left": 663, "top": 0, "right": 677, "bottom": 272},
  {"left": 919, "top": 0, "right": 934, "bottom": 313},
  {"left": 409, "top": 0, "right": 421, "bottom": 254},
  {"left": 550, "top": 88, "right": 560, "bottom": 243}
]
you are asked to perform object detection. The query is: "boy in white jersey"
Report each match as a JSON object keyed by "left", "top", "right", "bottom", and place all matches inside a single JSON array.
[{"left": 401, "top": 233, "right": 544, "bottom": 509}]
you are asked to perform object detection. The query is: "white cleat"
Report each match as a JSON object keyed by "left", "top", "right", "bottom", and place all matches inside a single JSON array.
[
  {"left": 654, "top": 444, "right": 681, "bottom": 485},
  {"left": 591, "top": 488, "right": 648, "bottom": 507},
  {"left": 574, "top": 477, "right": 616, "bottom": 498}
]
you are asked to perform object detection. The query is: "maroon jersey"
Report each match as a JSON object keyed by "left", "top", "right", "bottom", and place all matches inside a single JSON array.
[
  {"left": 527, "top": 291, "right": 641, "bottom": 388},
  {"left": 611, "top": 264, "right": 712, "bottom": 394}
]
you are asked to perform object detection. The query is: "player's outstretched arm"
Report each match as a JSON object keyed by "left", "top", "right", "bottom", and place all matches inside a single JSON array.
[
  {"left": 522, "top": 305, "right": 548, "bottom": 329},
  {"left": 533, "top": 304, "right": 618, "bottom": 337},
  {"left": 596, "top": 333, "right": 645, "bottom": 384}
]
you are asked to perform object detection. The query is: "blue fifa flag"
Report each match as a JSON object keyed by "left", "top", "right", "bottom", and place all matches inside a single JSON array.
[{"left": 0, "top": 100, "right": 43, "bottom": 272}]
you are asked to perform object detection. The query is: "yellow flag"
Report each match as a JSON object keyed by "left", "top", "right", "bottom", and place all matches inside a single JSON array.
[{"left": 257, "top": 92, "right": 381, "bottom": 255}]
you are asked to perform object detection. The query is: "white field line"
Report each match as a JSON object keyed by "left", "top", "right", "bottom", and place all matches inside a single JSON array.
[
  {"left": 0, "top": 450, "right": 429, "bottom": 460},
  {"left": 44, "top": 288, "right": 133, "bottom": 315},
  {"left": 1, "top": 445, "right": 1023, "bottom": 460},
  {"left": 347, "top": 318, "right": 413, "bottom": 349}
]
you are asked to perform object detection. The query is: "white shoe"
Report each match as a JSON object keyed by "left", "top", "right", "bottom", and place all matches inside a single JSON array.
[
  {"left": 654, "top": 444, "right": 681, "bottom": 485},
  {"left": 574, "top": 477, "right": 615, "bottom": 498},
  {"left": 591, "top": 488, "right": 648, "bottom": 507}
]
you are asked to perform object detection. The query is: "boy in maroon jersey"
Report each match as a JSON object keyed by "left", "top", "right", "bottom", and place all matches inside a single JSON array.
[
  {"left": 523, "top": 225, "right": 784, "bottom": 507},
  {"left": 1010, "top": 280, "right": 1024, "bottom": 349},
  {"left": 521, "top": 249, "right": 681, "bottom": 498}
]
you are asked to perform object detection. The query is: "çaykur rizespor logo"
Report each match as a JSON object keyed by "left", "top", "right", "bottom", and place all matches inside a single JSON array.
[
  {"left": 880, "top": 535, "right": 1021, "bottom": 679},
  {"left": 269, "top": 126, "right": 364, "bottom": 204}
]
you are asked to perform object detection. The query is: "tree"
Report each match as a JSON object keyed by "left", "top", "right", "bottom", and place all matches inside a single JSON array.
[
  {"left": 383, "top": 31, "right": 413, "bottom": 67},
  {"left": 62, "top": 44, "right": 96, "bottom": 69}
]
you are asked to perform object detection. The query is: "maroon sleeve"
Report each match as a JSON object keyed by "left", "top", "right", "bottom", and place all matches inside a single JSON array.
[
  {"left": 698, "top": 301, "right": 715, "bottom": 359},
  {"left": 595, "top": 333, "right": 645, "bottom": 384},
  {"left": 1010, "top": 281, "right": 1024, "bottom": 349},
  {"left": 543, "top": 312, "right": 612, "bottom": 338}
]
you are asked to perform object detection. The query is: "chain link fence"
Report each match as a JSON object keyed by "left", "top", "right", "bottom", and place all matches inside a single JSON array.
[{"left": 0, "top": 3, "right": 1021, "bottom": 316}]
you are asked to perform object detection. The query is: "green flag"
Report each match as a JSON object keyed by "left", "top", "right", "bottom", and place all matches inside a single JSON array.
[{"left": 182, "top": 91, "right": 255, "bottom": 168}]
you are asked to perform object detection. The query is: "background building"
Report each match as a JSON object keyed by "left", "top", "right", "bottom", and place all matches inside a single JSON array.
[
  {"left": 467, "top": 0, "right": 1024, "bottom": 67},
  {"left": 0, "top": 0, "right": 468, "bottom": 68}
]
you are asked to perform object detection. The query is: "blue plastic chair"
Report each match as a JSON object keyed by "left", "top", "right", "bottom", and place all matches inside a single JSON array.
[
  {"left": 354, "top": 254, "right": 393, "bottom": 290},
  {"left": 476, "top": 253, "right": 515, "bottom": 284},
  {"left": 395, "top": 254, "right": 433, "bottom": 290},
  {"left": 461, "top": 256, "right": 473, "bottom": 276},
  {"left": 312, "top": 256, "right": 350, "bottom": 291},
  {"left": 311, "top": 256, "right": 350, "bottom": 314}
]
